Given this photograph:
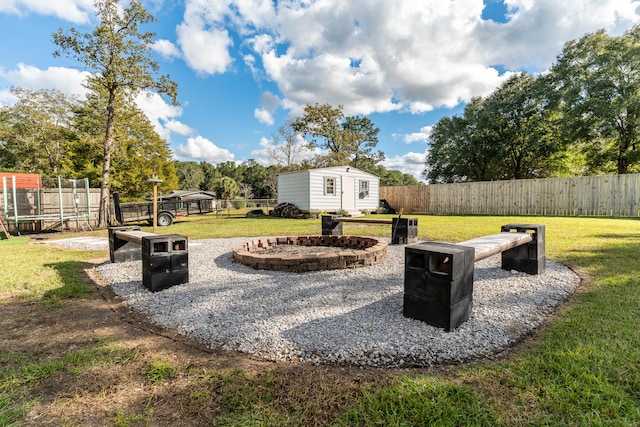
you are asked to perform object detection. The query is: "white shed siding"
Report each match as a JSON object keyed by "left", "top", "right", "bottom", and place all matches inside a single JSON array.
[
  {"left": 308, "top": 169, "right": 342, "bottom": 211},
  {"left": 352, "top": 172, "right": 379, "bottom": 211},
  {"left": 277, "top": 166, "right": 380, "bottom": 212},
  {"left": 277, "top": 171, "right": 311, "bottom": 210}
]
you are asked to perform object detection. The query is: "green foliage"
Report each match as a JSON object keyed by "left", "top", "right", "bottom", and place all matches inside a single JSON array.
[
  {"left": 548, "top": 26, "right": 640, "bottom": 174},
  {"left": 0, "top": 88, "right": 77, "bottom": 174},
  {"left": 176, "top": 161, "right": 205, "bottom": 190},
  {"left": 212, "top": 176, "right": 240, "bottom": 202},
  {"left": 200, "top": 161, "right": 221, "bottom": 191},
  {"left": 427, "top": 74, "right": 567, "bottom": 183},
  {"left": 291, "top": 103, "right": 385, "bottom": 168}
]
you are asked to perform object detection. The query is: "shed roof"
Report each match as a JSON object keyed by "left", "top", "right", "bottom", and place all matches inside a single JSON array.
[
  {"left": 159, "top": 190, "right": 216, "bottom": 200},
  {"left": 278, "top": 166, "right": 379, "bottom": 180}
]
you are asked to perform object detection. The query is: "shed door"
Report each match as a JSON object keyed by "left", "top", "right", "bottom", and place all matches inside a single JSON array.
[{"left": 341, "top": 176, "right": 355, "bottom": 211}]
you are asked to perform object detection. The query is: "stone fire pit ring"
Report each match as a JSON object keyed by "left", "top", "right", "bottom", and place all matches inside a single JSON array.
[{"left": 232, "top": 235, "right": 388, "bottom": 273}]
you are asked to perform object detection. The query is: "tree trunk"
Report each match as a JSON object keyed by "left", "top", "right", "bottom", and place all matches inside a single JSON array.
[
  {"left": 617, "top": 137, "right": 630, "bottom": 174},
  {"left": 98, "top": 90, "right": 116, "bottom": 228}
]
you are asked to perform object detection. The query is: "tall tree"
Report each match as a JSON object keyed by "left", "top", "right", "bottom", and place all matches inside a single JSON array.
[
  {"left": 200, "top": 161, "right": 220, "bottom": 191},
  {"left": 216, "top": 160, "right": 241, "bottom": 181},
  {"left": 341, "top": 115, "right": 384, "bottom": 169},
  {"left": 425, "top": 74, "right": 565, "bottom": 183},
  {"left": 291, "top": 103, "right": 384, "bottom": 168},
  {"left": 0, "top": 88, "right": 77, "bottom": 174},
  {"left": 267, "top": 121, "right": 311, "bottom": 171},
  {"left": 53, "top": 0, "right": 178, "bottom": 227},
  {"left": 548, "top": 26, "right": 640, "bottom": 174},
  {"left": 240, "top": 159, "right": 272, "bottom": 198},
  {"left": 212, "top": 176, "right": 239, "bottom": 207},
  {"left": 426, "top": 98, "right": 502, "bottom": 183},
  {"left": 482, "top": 73, "right": 565, "bottom": 179},
  {"left": 176, "top": 161, "right": 204, "bottom": 190}
]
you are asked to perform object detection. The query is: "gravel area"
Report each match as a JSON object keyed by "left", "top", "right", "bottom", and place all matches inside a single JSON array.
[{"left": 53, "top": 236, "right": 580, "bottom": 368}]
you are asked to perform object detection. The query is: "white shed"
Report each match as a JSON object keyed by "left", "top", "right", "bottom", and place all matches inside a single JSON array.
[{"left": 277, "top": 166, "right": 380, "bottom": 213}]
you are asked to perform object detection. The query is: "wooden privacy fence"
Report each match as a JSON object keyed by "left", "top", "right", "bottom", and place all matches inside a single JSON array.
[{"left": 380, "top": 174, "right": 640, "bottom": 217}]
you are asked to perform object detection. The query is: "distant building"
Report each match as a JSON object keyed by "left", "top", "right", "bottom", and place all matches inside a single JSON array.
[{"left": 0, "top": 173, "right": 42, "bottom": 189}]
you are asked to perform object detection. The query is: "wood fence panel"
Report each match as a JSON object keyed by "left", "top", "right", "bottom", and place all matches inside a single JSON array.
[{"left": 381, "top": 174, "right": 640, "bottom": 217}]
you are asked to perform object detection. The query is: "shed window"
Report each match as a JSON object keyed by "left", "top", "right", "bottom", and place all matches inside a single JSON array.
[
  {"left": 324, "top": 177, "right": 336, "bottom": 195},
  {"left": 359, "top": 180, "right": 369, "bottom": 198}
]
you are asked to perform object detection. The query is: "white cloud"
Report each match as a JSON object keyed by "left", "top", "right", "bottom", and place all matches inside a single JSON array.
[
  {"left": 152, "top": 39, "right": 181, "bottom": 60},
  {"left": 381, "top": 152, "right": 427, "bottom": 182},
  {"left": 403, "top": 126, "right": 433, "bottom": 144},
  {"left": 176, "top": 136, "right": 235, "bottom": 163},
  {"left": 134, "top": 92, "right": 190, "bottom": 141},
  {"left": 0, "top": 0, "right": 94, "bottom": 23},
  {"left": 0, "top": 63, "right": 90, "bottom": 97},
  {"left": 253, "top": 91, "right": 281, "bottom": 125},
  {"left": 254, "top": 107, "right": 274, "bottom": 125},
  {"left": 478, "top": 0, "right": 640, "bottom": 69},
  {"left": 176, "top": 1, "right": 236, "bottom": 75},
  {"left": 176, "top": 0, "right": 640, "bottom": 119},
  {"left": 164, "top": 120, "right": 193, "bottom": 136}
]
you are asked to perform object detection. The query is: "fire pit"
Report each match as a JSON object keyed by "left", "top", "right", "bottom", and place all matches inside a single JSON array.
[{"left": 232, "top": 235, "right": 388, "bottom": 272}]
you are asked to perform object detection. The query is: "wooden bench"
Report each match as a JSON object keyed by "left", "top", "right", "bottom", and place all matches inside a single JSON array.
[
  {"left": 403, "top": 224, "right": 545, "bottom": 331},
  {"left": 108, "top": 226, "right": 189, "bottom": 292},
  {"left": 322, "top": 215, "right": 418, "bottom": 244}
]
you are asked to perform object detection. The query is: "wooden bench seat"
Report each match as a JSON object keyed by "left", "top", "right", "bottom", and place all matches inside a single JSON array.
[
  {"left": 113, "top": 230, "right": 158, "bottom": 245},
  {"left": 459, "top": 232, "right": 533, "bottom": 262},
  {"left": 332, "top": 217, "right": 393, "bottom": 225}
]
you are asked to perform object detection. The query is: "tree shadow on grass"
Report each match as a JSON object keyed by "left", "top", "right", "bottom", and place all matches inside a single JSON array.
[{"left": 42, "top": 260, "right": 99, "bottom": 301}]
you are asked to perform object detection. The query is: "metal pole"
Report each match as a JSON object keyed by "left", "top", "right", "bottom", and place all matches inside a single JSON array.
[
  {"left": 84, "top": 178, "right": 91, "bottom": 220},
  {"left": 2, "top": 177, "right": 7, "bottom": 219},
  {"left": 58, "top": 176, "right": 64, "bottom": 232},
  {"left": 12, "top": 176, "right": 18, "bottom": 230},
  {"left": 36, "top": 176, "right": 41, "bottom": 215}
]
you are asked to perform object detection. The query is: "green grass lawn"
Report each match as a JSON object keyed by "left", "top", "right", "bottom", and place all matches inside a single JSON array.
[{"left": 1, "top": 213, "right": 639, "bottom": 425}]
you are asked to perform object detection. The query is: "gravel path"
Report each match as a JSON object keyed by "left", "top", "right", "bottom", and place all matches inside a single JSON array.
[{"left": 53, "top": 236, "right": 580, "bottom": 368}]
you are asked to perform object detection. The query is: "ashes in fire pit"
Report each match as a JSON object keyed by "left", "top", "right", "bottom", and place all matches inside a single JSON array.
[{"left": 232, "top": 235, "right": 388, "bottom": 272}]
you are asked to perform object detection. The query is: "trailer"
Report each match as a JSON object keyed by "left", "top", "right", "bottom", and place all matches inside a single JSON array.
[{"left": 111, "top": 192, "right": 217, "bottom": 226}]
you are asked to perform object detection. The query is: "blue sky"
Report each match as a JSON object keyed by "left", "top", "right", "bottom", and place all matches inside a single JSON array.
[{"left": 1, "top": 0, "right": 639, "bottom": 182}]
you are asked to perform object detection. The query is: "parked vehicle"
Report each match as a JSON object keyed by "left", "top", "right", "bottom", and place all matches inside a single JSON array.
[{"left": 111, "top": 192, "right": 217, "bottom": 226}]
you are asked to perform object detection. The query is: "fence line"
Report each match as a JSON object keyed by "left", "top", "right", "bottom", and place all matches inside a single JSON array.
[{"left": 380, "top": 174, "right": 640, "bottom": 217}]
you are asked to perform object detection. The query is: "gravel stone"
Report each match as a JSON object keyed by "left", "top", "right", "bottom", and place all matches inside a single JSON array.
[{"left": 58, "top": 236, "right": 580, "bottom": 368}]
